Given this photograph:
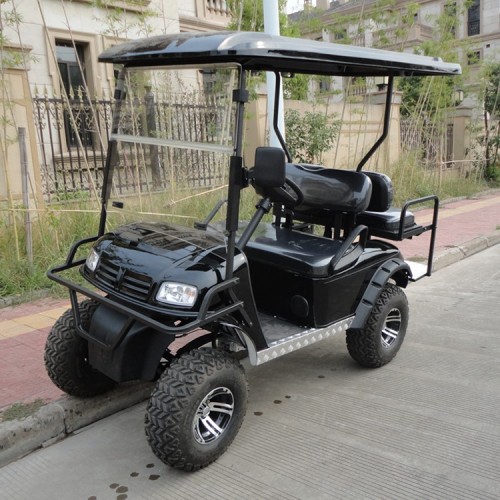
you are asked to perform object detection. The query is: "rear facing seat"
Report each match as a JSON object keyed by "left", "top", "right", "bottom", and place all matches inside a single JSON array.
[
  {"left": 356, "top": 171, "right": 421, "bottom": 239},
  {"left": 285, "top": 163, "right": 372, "bottom": 218}
]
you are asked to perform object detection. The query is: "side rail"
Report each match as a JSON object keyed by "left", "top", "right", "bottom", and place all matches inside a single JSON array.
[
  {"left": 399, "top": 195, "right": 439, "bottom": 278},
  {"left": 47, "top": 238, "right": 247, "bottom": 349}
]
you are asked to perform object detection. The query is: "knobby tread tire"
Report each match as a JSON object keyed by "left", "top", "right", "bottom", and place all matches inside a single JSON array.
[
  {"left": 145, "top": 347, "right": 248, "bottom": 472},
  {"left": 346, "top": 283, "right": 408, "bottom": 368},
  {"left": 44, "top": 299, "right": 116, "bottom": 397}
]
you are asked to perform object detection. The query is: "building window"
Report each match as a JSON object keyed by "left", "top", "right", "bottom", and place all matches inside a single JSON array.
[
  {"left": 319, "top": 76, "right": 331, "bottom": 93},
  {"left": 56, "top": 41, "right": 92, "bottom": 147},
  {"left": 467, "top": 49, "right": 481, "bottom": 65},
  {"left": 467, "top": 0, "right": 480, "bottom": 36},
  {"left": 333, "top": 29, "right": 348, "bottom": 42},
  {"left": 56, "top": 41, "right": 87, "bottom": 97}
]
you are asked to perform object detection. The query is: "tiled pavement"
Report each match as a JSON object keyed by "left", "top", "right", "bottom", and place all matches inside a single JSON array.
[
  {"left": 0, "top": 298, "right": 69, "bottom": 409},
  {"left": 1, "top": 191, "right": 499, "bottom": 413}
]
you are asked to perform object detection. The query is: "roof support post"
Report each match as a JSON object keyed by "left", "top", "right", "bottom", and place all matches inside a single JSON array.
[
  {"left": 264, "top": 0, "right": 285, "bottom": 148},
  {"left": 225, "top": 69, "right": 248, "bottom": 280},
  {"left": 356, "top": 75, "right": 394, "bottom": 172},
  {"left": 98, "top": 68, "right": 126, "bottom": 236}
]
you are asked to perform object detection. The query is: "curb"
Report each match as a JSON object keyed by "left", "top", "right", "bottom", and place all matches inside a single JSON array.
[
  {"left": 0, "top": 289, "right": 54, "bottom": 310},
  {"left": 1, "top": 230, "right": 499, "bottom": 468},
  {"left": 0, "top": 381, "right": 153, "bottom": 468},
  {"left": 433, "top": 230, "right": 500, "bottom": 271}
]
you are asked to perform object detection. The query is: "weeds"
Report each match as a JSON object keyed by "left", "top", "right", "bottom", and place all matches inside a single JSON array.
[
  {"left": 1, "top": 399, "right": 46, "bottom": 421},
  {"left": 385, "top": 153, "right": 489, "bottom": 206}
]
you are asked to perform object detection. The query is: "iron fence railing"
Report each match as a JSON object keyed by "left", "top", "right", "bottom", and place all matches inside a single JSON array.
[
  {"left": 400, "top": 117, "right": 454, "bottom": 165},
  {"left": 33, "top": 93, "right": 229, "bottom": 202}
]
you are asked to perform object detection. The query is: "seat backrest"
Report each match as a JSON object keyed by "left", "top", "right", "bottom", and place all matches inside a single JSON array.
[
  {"left": 363, "top": 171, "right": 393, "bottom": 212},
  {"left": 285, "top": 163, "right": 372, "bottom": 216}
]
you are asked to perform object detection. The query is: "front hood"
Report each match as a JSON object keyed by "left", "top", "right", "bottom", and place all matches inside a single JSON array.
[
  {"left": 83, "top": 222, "right": 228, "bottom": 307},
  {"left": 106, "top": 221, "right": 225, "bottom": 263}
]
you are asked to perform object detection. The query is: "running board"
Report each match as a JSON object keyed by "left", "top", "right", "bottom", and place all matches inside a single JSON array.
[{"left": 251, "top": 316, "right": 354, "bottom": 366}]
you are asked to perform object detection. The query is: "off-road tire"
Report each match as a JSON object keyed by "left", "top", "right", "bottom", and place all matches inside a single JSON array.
[
  {"left": 145, "top": 347, "right": 248, "bottom": 472},
  {"left": 346, "top": 284, "right": 409, "bottom": 368},
  {"left": 44, "top": 300, "right": 116, "bottom": 397}
]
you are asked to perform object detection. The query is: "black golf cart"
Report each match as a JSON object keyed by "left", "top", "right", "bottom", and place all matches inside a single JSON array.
[{"left": 45, "top": 31, "right": 461, "bottom": 471}]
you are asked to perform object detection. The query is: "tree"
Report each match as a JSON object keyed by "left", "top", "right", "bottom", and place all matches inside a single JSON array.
[
  {"left": 285, "top": 109, "right": 339, "bottom": 164},
  {"left": 479, "top": 62, "right": 500, "bottom": 180}
]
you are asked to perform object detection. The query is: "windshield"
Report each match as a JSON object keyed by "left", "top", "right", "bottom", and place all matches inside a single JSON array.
[{"left": 105, "top": 64, "right": 239, "bottom": 229}]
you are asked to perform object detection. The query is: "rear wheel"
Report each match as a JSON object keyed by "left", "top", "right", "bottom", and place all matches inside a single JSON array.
[
  {"left": 145, "top": 347, "right": 247, "bottom": 471},
  {"left": 346, "top": 284, "right": 408, "bottom": 368},
  {"left": 44, "top": 300, "right": 116, "bottom": 397}
]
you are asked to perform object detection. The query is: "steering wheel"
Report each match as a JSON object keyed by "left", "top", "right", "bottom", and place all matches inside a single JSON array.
[{"left": 277, "top": 177, "right": 304, "bottom": 206}]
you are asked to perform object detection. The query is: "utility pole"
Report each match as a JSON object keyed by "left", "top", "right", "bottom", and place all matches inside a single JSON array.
[{"left": 263, "top": 0, "right": 286, "bottom": 147}]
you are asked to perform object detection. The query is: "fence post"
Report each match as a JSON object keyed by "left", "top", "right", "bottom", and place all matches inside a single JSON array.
[
  {"left": 18, "top": 127, "right": 33, "bottom": 267},
  {"left": 144, "top": 86, "right": 161, "bottom": 185}
]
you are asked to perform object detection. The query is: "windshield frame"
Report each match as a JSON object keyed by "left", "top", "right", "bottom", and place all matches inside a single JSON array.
[{"left": 98, "top": 63, "right": 243, "bottom": 237}]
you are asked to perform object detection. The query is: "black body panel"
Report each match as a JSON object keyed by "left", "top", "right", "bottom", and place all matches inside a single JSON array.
[
  {"left": 83, "top": 222, "right": 226, "bottom": 311},
  {"left": 247, "top": 233, "right": 402, "bottom": 327},
  {"left": 87, "top": 306, "right": 169, "bottom": 381}
]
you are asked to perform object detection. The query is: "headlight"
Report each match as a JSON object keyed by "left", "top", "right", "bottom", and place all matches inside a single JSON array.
[
  {"left": 85, "top": 248, "right": 100, "bottom": 272},
  {"left": 156, "top": 282, "right": 198, "bottom": 307}
]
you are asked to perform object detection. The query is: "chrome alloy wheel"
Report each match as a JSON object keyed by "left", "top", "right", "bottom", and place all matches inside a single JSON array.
[
  {"left": 381, "top": 308, "right": 402, "bottom": 348},
  {"left": 193, "top": 387, "right": 234, "bottom": 445}
]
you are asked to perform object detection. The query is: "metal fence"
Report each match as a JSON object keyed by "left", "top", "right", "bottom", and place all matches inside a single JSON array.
[
  {"left": 33, "top": 95, "right": 112, "bottom": 202},
  {"left": 400, "top": 117, "right": 454, "bottom": 165},
  {"left": 33, "top": 93, "right": 229, "bottom": 202}
]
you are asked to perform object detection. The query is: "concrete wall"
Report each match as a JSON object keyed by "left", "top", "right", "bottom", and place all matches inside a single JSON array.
[{"left": 0, "top": 65, "right": 43, "bottom": 206}]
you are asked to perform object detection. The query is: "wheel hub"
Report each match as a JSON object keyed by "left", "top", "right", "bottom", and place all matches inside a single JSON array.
[
  {"left": 381, "top": 307, "right": 402, "bottom": 348},
  {"left": 193, "top": 386, "right": 234, "bottom": 445}
]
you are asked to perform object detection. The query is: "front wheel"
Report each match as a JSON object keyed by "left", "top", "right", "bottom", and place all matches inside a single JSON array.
[
  {"left": 346, "top": 284, "right": 409, "bottom": 368},
  {"left": 44, "top": 300, "right": 116, "bottom": 397},
  {"left": 145, "top": 347, "right": 248, "bottom": 471}
]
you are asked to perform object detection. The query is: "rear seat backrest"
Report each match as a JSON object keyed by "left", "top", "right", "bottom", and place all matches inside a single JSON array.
[
  {"left": 363, "top": 171, "right": 394, "bottom": 212},
  {"left": 285, "top": 163, "right": 372, "bottom": 216}
]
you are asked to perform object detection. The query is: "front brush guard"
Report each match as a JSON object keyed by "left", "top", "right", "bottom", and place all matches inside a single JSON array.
[{"left": 47, "top": 237, "right": 250, "bottom": 351}]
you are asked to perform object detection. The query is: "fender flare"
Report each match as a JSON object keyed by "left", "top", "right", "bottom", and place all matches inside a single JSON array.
[{"left": 349, "top": 258, "right": 410, "bottom": 331}]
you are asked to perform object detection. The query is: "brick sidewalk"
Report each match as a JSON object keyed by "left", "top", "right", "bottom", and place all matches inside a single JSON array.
[
  {"left": 1, "top": 192, "right": 499, "bottom": 413},
  {"left": 0, "top": 298, "right": 69, "bottom": 410},
  {"left": 396, "top": 192, "right": 500, "bottom": 259}
]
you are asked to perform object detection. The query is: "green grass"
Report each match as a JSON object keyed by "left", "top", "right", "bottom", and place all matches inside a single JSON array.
[{"left": 1, "top": 399, "right": 46, "bottom": 422}]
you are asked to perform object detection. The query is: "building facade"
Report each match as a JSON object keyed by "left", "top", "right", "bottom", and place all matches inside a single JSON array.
[
  {"left": 290, "top": 0, "right": 500, "bottom": 169},
  {"left": 0, "top": 0, "right": 231, "bottom": 204},
  {"left": 291, "top": 0, "right": 500, "bottom": 92}
]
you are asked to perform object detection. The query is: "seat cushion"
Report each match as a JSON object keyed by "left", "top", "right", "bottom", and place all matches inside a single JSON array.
[
  {"left": 357, "top": 208, "right": 415, "bottom": 232},
  {"left": 245, "top": 224, "right": 342, "bottom": 278}
]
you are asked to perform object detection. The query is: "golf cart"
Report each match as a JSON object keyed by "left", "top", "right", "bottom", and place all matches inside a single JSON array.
[{"left": 45, "top": 31, "right": 461, "bottom": 471}]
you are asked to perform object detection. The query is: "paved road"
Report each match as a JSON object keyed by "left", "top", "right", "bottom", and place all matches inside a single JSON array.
[{"left": 1, "top": 245, "right": 499, "bottom": 499}]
